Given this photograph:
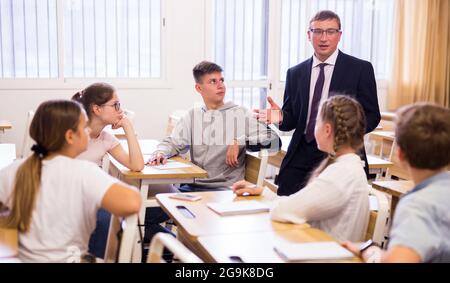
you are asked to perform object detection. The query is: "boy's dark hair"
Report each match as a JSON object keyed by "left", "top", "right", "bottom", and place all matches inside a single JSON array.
[
  {"left": 395, "top": 103, "right": 450, "bottom": 170},
  {"left": 193, "top": 61, "right": 223, "bottom": 83},
  {"left": 310, "top": 10, "right": 341, "bottom": 30}
]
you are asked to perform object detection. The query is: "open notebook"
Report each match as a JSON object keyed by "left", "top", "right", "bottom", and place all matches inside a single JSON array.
[
  {"left": 207, "top": 201, "right": 270, "bottom": 216},
  {"left": 143, "top": 156, "right": 192, "bottom": 170},
  {"left": 274, "top": 241, "right": 354, "bottom": 262}
]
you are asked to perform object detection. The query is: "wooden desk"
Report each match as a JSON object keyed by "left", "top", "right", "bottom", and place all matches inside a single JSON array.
[
  {"left": 367, "top": 155, "right": 393, "bottom": 180},
  {"left": 105, "top": 125, "right": 126, "bottom": 139},
  {"left": 270, "top": 136, "right": 393, "bottom": 172},
  {"left": 109, "top": 156, "right": 208, "bottom": 186},
  {"left": 368, "top": 131, "right": 395, "bottom": 159},
  {"left": 372, "top": 180, "right": 414, "bottom": 216},
  {"left": 157, "top": 190, "right": 309, "bottom": 261},
  {"left": 0, "top": 120, "right": 12, "bottom": 133},
  {"left": 197, "top": 228, "right": 362, "bottom": 263},
  {"left": 367, "top": 155, "right": 393, "bottom": 170},
  {"left": 369, "top": 131, "right": 395, "bottom": 142},
  {"left": 108, "top": 139, "right": 208, "bottom": 261},
  {"left": 109, "top": 139, "right": 208, "bottom": 186},
  {"left": 0, "top": 228, "right": 19, "bottom": 261}
]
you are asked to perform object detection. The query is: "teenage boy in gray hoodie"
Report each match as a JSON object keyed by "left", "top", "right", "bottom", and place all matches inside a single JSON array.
[
  {"left": 147, "top": 61, "right": 280, "bottom": 191},
  {"left": 142, "top": 62, "right": 280, "bottom": 258}
]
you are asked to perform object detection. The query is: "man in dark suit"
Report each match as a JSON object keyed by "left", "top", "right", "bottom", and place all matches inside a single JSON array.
[{"left": 255, "top": 10, "right": 381, "bottom": 196}]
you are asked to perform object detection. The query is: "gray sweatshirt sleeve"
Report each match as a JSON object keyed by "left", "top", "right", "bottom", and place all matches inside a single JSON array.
[
  {"left": 240, "top": 108, "right": 280, "bottom": 151},
  {"left": 154, "top": 111, "right": 192, "bottom": 158}
]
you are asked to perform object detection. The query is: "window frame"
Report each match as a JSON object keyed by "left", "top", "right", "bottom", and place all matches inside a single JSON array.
[
  {"left": 0, "top": 0, "right": 169, "bottom": 90},
  {"left": 207, "top": 0, "right": 392, "bottom": 106}
]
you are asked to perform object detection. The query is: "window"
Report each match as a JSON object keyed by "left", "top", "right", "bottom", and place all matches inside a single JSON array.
[
  {"left": 65, "top": 0, "right": 161, "bottom": 78},
  {"left": 225, "top": 87, "right": 267, "bottom": 110},
  {"left": 211, "top": 0, "right": 395, "bottom": 108},
  {"left": 280, "top": 0, "right": 395, "bottom": 81},
  {"left": 0, "top": 0, "right": 58, "bottom": 78},
  {"left": 0, "top": 0, "right": 162, "bottom": 79},
  {"left": 212, "top": 0, "right": 269, "bottom": 109}
]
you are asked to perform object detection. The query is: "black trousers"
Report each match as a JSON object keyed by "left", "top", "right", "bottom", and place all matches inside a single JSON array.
[{"left": 276, "top": 135, "right": 327, "bottom": 196}]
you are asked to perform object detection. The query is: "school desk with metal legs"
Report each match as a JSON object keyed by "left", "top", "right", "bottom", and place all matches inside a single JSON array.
[
  {"left": 372, "top": 180, "right": 414, "bottom": 217},
  {"left": 107, "top": 139, "right": 208, "bottom": 261},
  {"left": 197, "top": 228, "right": 362, "bottom": 263},
  {"left": 156, "top": 190, "right": 319, "bottom": 262}
]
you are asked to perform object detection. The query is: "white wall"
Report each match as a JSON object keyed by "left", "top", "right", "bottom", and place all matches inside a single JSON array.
[
  {"left": 0, "top": 0, "right": 388, "bottom": 156},
  {"left": 0, "top": 0, "right": 207, "bottom": 156}
]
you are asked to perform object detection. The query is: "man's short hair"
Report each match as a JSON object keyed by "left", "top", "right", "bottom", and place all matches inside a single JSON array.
[
  {"left": 193, "top": 61, "right": 223, "bottom": 83},
  {"left": 395, "top": 103, "right": 450, "bottom": 170},
  {"left": 309, "top": 10, "right": 341, "bottom": 30}
]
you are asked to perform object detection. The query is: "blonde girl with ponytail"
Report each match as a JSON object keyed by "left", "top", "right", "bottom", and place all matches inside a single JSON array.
[
  {"left": 232, "top": 95, "right": 370, "bottom": 242},
  {"left": 0, "top": 100, "right": 140, "bottom": 262}
]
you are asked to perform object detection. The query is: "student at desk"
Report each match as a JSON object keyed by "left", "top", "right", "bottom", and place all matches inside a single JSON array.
[
  {"left": 72, "top": 83, "right": 144, "bottom": 259},
  {"left": 72, "top": 83, "right": 144, "bottom": 171},
  {"left": 232, "top": 95, "right": 369, "bottom": 242},
  {"left": 0, "top": 100, "right": 140, "bottom": 263},
  {"left": 147, "top": 61, "right": 280, "bottom": 190},
  {"left": 144, "top": 61, "right": 280, "bottom": 249},
  {"left": 343, "top": 103, "right": 450, "bottom": 263}
]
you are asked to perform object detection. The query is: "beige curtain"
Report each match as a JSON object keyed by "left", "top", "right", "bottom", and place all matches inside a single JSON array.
[{"left": 388, "top": 0, "right": 450, "bottom": 110}]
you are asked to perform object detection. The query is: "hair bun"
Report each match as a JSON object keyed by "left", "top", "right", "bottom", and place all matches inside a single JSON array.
[
  {"left": 72, "top": 90, "right": 84, "bottom": 102},
  {"left": 31, "top": 144, "right": 48, "bottom": 158}
]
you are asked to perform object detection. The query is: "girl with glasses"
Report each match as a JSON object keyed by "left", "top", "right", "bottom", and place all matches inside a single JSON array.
[{"left": 72, "top": 82, "right": 144, "bottom": 259}]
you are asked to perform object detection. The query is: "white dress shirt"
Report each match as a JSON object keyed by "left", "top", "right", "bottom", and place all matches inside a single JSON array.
[
  {"left": 304, "top": 48, "right": 339, "bottom": 133},
  {"left": 270, "top": 153, "right": 370, "bottom": 242}
]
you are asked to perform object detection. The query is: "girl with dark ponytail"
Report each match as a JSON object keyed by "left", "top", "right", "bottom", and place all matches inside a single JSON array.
[{"left": 0, "top": 100, "right": 140, "bottom": 262}]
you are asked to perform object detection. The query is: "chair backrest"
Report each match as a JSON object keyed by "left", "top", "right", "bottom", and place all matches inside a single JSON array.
[
  {"left": 21, "top": 110, "right": 35, "bottom": 158},
  {"left": 147, "top": 233, "right": 202, "bottom": 263},
  {"left": 365, "top": 187, "right": 390, "bottom": 247},
  {"left": 104, "top": 213, "right": 140, "bottom": 263},
  {"left": 244, "top": 149, "right": 268, "bottom": 187},
  {"left": 385, "top": 143, "right": 410, "bottom": 180}
]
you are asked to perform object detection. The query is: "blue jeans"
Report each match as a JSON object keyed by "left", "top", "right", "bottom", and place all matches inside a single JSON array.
[{"left": 88, "top": 208, "right": 111, "bottom": 259}]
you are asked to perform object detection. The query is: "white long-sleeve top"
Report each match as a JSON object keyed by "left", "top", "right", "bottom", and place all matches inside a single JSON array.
[{"left": 270, "top": 153, "right": 370, "bottom": 242}]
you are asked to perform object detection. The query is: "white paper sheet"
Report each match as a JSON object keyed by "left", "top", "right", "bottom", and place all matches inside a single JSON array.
[{"left": 148, "top": 159, "right": 192, "bottom": 170}]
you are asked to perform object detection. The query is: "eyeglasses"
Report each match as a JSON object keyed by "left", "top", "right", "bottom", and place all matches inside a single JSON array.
[
  {"left": 309, "top": 28, "right": 341, "bottom": 37},
  {"left": 205, "top": 78, "right": 225, "bottom": 86},
  {"left": 101, "top": 101, "right": 121, "bottom": 111}
]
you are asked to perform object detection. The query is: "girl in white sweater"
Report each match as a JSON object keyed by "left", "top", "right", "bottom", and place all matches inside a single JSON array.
[{"left": 232, "top": 95, "right": 370, "bottom": 241}]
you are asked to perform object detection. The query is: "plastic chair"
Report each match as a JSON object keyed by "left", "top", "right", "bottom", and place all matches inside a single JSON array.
[
  {"left": 147, "top": 232, "right": 202, "bottom": 263},
  {"left": 104, "top": 213, "right": 141, "bottom": 263},
  {"left": 366, "top": 186, "right": 390, "bottom": 248},
  {"left": 21, "top": 110, "right": 35, "bottom": 158}
]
